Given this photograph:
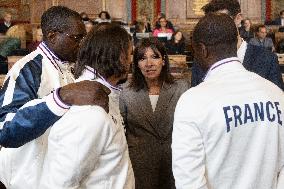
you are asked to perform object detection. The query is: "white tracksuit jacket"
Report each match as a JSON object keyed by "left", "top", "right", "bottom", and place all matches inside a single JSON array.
[
  {"left": 0, "top": 67, "right": 135, "bottom": 189},
  {"left": 172, "top": 57, "right": 284, "bottom": 189}
]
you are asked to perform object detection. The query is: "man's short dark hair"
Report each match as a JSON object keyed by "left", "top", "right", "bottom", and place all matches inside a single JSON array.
[
  {"left": 193, "top": 13, "right": 238, "bottom": 52},
  {"left": 256, "top": 24, "right": 266, "bottom": 32},
  {"left": 41, "top": 6, "right": 82, "bottom": 40},
  {"left": 202, "top": 0, "right": 241, "bottom": 17},
  {"left": 75, "top": 23, "right": 131, "bottom": 79}
]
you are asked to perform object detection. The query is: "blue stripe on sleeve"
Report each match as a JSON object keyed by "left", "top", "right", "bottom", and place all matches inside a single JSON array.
[
  {"left": 0, "top": 102, "right": 61, "bottom": 147},
  {"left": 0, "top": 54, "right": 43, "bottom": 122}
]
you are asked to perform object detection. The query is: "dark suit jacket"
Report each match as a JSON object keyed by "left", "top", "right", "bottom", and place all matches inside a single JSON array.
[
  {"left": 0, "top": 23, "right": 12, "bottom": 34},
  {"left": 273, "top": 18, "right": 282, "bottom": 25},
  {"left": 119, "top": 79, "right": 189, "bottom": 189},
  {"left": 191, "top": 44, "right": 284, "bottom": 90}
]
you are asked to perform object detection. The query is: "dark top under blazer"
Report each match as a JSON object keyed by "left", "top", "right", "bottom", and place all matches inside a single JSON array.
[
  {"left": 191, "top": 44, "right": 284, "bottom": 90},
  {"left": 273, "top": 18, "right": 282, "bottom": 26},
  {"left": 119, "top": 79, "right": 189, "bottom": 189}
]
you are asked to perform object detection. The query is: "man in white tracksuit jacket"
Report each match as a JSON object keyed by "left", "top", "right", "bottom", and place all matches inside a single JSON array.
[
  {"left": 172, "top": 14, "right": 284, "bottom": 189},
  {"left": 0, "top": 23, "right": 134, "bottom": 189}
]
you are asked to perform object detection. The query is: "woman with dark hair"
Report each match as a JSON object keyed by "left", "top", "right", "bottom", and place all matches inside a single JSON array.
[
  {"left": 166, "top": 30, "right": 186, "bottom": 54},
  {"left": 119, "top": 38, "right": 189, "bottom": 189},
  {"left": 153, "top": 17, "right": 174, "bottom": 37},
  {"left": 95, "top": 11, "right": 111, "bottom": 23}
]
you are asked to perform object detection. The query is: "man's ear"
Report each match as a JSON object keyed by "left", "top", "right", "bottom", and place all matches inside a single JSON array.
[
  {"left": 47, "top": 31, "right": 57, "bottom": 44},
  {"left": 199, "top": 42, "right": 208, "bottom": 58}
]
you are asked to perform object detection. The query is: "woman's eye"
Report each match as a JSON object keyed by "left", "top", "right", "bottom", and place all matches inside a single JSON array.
[{"left": 152, "top": 55, "right": 160, "bottom": 59}]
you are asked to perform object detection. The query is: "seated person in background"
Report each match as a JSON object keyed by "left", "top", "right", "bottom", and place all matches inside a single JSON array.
[
  {"left": 133, "top": 20, "right": 151, "bottom": 45},
  {"left": 153, "top": 17, "right": 174, "bottom": 37},
  {"left": 272, "top": 10, "right": 284, "bottom": 26},
  {"left": 80, "top": 11, "right": 90, "bottom": 24},
  {"left": 239, "top": 18, "right": 254, "bottom": 42},
  {"left": 85, "top": 20, "right": 95, "bottom": 33},
  {"left": 0, "top": 23, "right": 135, "bottom": 189},
  {"left": 166, "top": 30, "right": 185, "bottom": 54},
  {"left": 0, "top": 24, "right": 27, "bottom": 62},
  {"left": 137, "top": 14, "right": 152, "bottom": 33},
  {"left": 249, "top": 24, "right": 275, "bottom": 52},
  {"left": 155, "top": 13, "right": 175, "bottom": 32},
  {"left": 95, "top": 11, "right": 111, "bottom": 23},
  {"left": 27, "top": 26, "right": 43, "bottom": 52},
  {"left": 0, "top": 12, "right": 13, "bottom": 34}
]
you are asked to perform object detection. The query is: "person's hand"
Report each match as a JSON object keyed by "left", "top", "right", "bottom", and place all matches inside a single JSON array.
[{"left": 59, "top": 80, "right": 111, "bottom": 112}]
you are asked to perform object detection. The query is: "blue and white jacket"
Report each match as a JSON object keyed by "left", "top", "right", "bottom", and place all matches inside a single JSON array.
[{"left": 0, "top": 42, "right": 74, "bottom": 147}]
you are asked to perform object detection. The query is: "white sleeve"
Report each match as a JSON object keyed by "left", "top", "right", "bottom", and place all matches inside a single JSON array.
[
  {"left": 38, "top": 106, "right": 110, "bottom": 189},
  {"left": 172, "top": 95, "right": 208, "bottom": 189},
  {"left": 277, "top": 167, "right": 284, "bottom": 189},
  {"left": 277, "top": 123, "right": 284, "bottom": 189}
]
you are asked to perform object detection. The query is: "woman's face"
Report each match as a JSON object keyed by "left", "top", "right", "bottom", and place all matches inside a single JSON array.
[
  {"left": 244, "top": 20, "right": 251, "bottom": 28},
  {"left": 101, "top": 13, "right": 106, "bottom": 19},
  {"left": 35, "top": 29, "right": 43, "bottom": 42},
  {"left": 174, "top": 31, "right": 182, "bottom": 41},
  {"left": 160, "top": 18, "right": 167, "bottom": 28},
  {"left": 138, "top": 47, "right": 164, "bottom": 82},
  {"left": 85, "top": 22, "right": 94, "bottom": 33}
]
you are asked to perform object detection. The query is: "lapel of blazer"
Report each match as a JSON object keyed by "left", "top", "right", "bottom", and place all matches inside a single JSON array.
[
  {"left": 135, "top": 88, "right": 160, "bottom": 134},
  {"left": 153, "top": 82, "right": 175, "bottom": 129}
]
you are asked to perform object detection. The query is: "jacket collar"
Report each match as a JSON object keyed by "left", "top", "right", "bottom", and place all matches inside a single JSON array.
[
  {"left": 38, "top": 42, "right": 70, "bottom": 74},
  {"left": 204, "top": 57, "right": 241, "bottom": 81},
  {"left": 78, "top": 66, "right": 121, "bottom": 92}
]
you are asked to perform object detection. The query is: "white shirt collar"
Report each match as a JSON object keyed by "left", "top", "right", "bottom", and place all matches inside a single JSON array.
[
  {"left": 78, "top": 66, "right": 121, "bottom": 92},
  {"left": 237, "top": 39, "right": 247, "bottom": 64},
  {"left": 38, "top": 42, "right": 70, "bottom": 74},
  {"left": 281, "top": 18, "right": 284, "bottom": 26},
  {"left": 4, "top": 22, "right": 11, "bottom": 27},
  {"left": 203, "top": 57, "right": 240, "bottom": 81}
]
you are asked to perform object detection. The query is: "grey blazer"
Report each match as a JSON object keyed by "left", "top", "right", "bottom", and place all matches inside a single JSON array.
[{"left": 119, "top": 79, "right": 189, "bottom": 189}]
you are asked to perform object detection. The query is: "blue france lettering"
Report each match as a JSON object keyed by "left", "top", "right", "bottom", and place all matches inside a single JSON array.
[
  {"left": 244, "top": 104, "right": 254, "bottom": 124},
  {"left": 266, "top": 101, "right": 275, "bottom": 122},
  {"left": 223, "top": 101, "right": 283, "bottom": 133},
  {"left": 254, "top": 102, "right": 264, "bottom": 121},
  {"left": 223, "top": 106, "right": 232, "bottom": 132},
  {"left": 233, "top": 105, "right": 242, "bottom": 127},
  {"left": 275, "top": 102, "right": 282, "bottom": 125}
]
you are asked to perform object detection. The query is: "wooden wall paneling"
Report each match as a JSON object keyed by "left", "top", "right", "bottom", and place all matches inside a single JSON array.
[
  {"left": 240, "top": 0, "right": 261, "bottom": 22},
  {"left": 106, "top": 0, "right": 127, "bottom": 21},
  {"left": 57, "top": 0, "right": 103, "bottom": 19},
  {"left": 166, "top": 0, "right": 186, "bottom": 20}
]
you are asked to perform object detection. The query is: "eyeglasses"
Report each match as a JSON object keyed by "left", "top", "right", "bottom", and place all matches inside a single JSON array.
[{"left": 59, "top": 32, "right": 86, "bottom": 43}]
